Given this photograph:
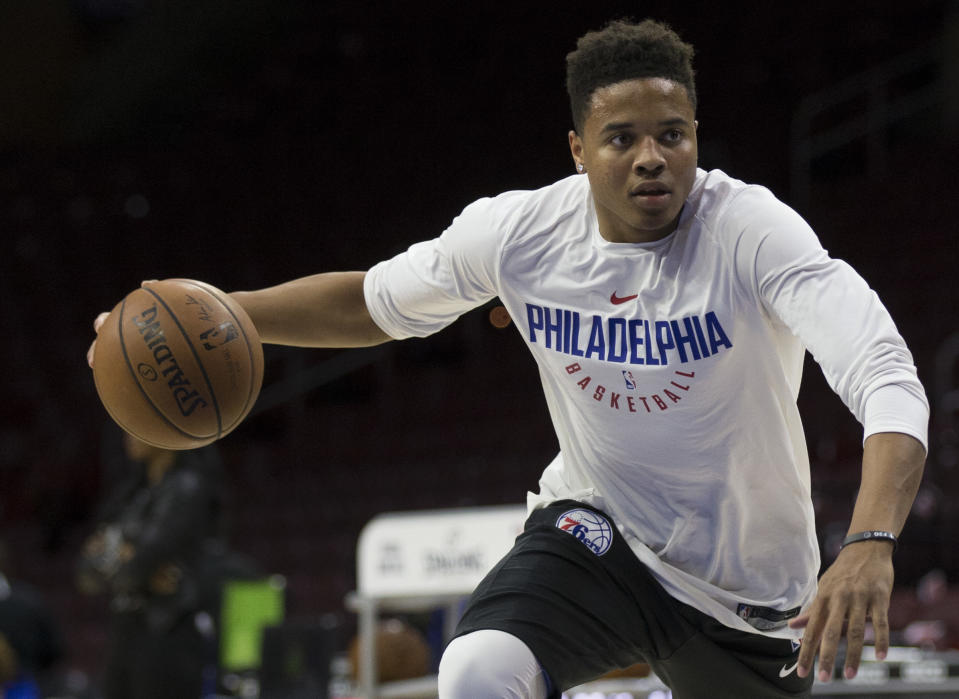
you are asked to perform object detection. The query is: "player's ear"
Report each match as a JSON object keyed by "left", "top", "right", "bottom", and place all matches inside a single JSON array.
[{"left": 569, "top": 130, "right": 585, "bottom": 173}]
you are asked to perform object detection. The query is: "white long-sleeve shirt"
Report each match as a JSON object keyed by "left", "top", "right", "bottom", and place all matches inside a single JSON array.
[{"left": 364, "top": 168, "right": 929, "bottom": 637}]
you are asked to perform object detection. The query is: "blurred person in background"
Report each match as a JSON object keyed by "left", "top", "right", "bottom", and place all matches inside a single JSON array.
[
  {"left": 76, "top": 431, "right": 226, "bottom": 699},
  {"left": 0, "top": 539, "right": 65, "bottom": 699}
]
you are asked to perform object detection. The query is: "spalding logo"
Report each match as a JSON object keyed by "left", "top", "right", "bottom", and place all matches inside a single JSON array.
[
  {"left": 555, "top": 508, "right": 613, "bottom": 556},
  {"left": 131, "top": 303, "right": 209, "bottom": 417}
]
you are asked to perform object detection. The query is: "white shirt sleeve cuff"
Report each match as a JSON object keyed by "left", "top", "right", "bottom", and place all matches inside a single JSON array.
[{"left": 862, "top": 382, "right": 930, "bottom": 452}]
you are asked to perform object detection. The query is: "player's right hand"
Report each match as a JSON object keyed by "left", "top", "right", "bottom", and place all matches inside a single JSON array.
[{"left": 87, "top": 312, "right": 110, "bottom": 368}]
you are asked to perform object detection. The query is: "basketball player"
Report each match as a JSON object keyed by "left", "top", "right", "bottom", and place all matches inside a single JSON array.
[{"left": 89, "top": 18, "right": 928, "bottom": 698}]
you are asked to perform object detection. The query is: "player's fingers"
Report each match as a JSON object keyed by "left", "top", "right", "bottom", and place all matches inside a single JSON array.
[
  {"left": 816, "top": 604, "right": 849, "bottom": 683},
  {"left": 140, "top": 279, "right": 158, "bottom": 287},
  {"left": 788, "top": 613, "right": 810, "bottom": 630},
  {"left": 871, "top": 597, "right": 891, "bottom": 661},
  {"left": 93, "top": 311, "right": 109, "bottom": 333},
  {"left": 796, "top": 607, "right": 825, "bottom": 678},
  {"left": 843, "top": 602, "right": 869, "bottom": 679},
  {"left": 88, "top": 312, "right": 110, "bottom": 368}
]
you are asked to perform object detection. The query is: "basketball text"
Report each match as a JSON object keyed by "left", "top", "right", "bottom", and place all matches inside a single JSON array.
[{"left": 132, "top": 304, "right": 210, "bottom": 416}]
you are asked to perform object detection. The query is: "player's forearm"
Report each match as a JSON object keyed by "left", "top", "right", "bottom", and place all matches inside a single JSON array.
[
  {"left": 848, "top": 432, "right": 926, "bottom": 539},
  {"left": 230, "top": 271, "right": 392, "bottom": 348}
]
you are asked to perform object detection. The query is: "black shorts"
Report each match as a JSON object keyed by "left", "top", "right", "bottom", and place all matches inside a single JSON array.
[{"left": 452, "top": 500, "right": 813, "bottom": 698}]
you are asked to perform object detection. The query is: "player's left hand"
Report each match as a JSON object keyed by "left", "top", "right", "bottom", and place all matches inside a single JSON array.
[{"left": 789, "top": 540, "right": 894, "bottom": 682}]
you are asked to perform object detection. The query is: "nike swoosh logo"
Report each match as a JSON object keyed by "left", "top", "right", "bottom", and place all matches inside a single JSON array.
[
  {"left": 610, "top": 292, "right": 638, "bottom": 305},
  {"left": 779, "top": 661, "right": 799, "bottom": 678}
]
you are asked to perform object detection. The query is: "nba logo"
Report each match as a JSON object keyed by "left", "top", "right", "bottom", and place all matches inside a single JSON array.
[
  {"left": 200, "top": 321, "right": 239, "bottom": 350},
  {"left": 622, "top": 370, "right": 636, "bottom": 390}
]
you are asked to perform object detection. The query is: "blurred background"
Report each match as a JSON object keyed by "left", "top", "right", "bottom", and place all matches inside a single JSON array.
[{"left": 1, "top": 0, "right": 958, "bottom": 695}]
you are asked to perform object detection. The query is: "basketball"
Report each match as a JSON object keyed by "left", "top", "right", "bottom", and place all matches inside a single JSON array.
[
  {"left": 92, "top": 278, "right": 264, "bottom": 450},
  {"left": 348, "top": 618, "right": 431, "bottom": 683}
]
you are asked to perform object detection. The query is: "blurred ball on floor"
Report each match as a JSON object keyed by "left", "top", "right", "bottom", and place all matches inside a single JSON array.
[{"left": 348, "top": 618, "right": 431, "bottom": 683}]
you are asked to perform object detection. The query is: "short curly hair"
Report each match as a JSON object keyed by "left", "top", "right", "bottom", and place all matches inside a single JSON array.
[{"left": 566, "top": 19, "right": 697, "bottom": 134}]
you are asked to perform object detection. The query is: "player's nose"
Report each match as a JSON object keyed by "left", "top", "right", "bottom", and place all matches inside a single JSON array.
[{"left": 633, "top": 136, "right": 666, "bottom": 174}]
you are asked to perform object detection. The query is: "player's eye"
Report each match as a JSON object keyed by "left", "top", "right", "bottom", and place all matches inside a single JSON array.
[
  {"left": 661, "top": 129, "right": 683, "bottom": 144},
  {"left": 610, "top": 133, "right": 633, "bottom": 147}
]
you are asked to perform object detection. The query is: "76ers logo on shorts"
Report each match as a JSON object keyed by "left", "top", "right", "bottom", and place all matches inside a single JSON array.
[{"left": 556, "top": 508, "right": 613, "bottom": 556}]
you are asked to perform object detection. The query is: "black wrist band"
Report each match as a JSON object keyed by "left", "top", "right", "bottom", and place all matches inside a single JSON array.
[{"left": 841, "top": 530, "right": 898, "bottom": 552}]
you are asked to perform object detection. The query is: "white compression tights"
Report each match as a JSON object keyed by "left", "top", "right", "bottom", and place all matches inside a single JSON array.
[{"left": 437, "top": 629, "right": 550, "bottom": 699}]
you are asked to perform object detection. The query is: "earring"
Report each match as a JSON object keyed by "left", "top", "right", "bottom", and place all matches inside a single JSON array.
[{"left": 577, "top": 163, "right": 584, "bottom": 172}]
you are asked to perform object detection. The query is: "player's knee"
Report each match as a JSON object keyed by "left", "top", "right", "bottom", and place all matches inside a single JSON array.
[{"left": 438, "top": 629, "right": 548, "bottom": 699}]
